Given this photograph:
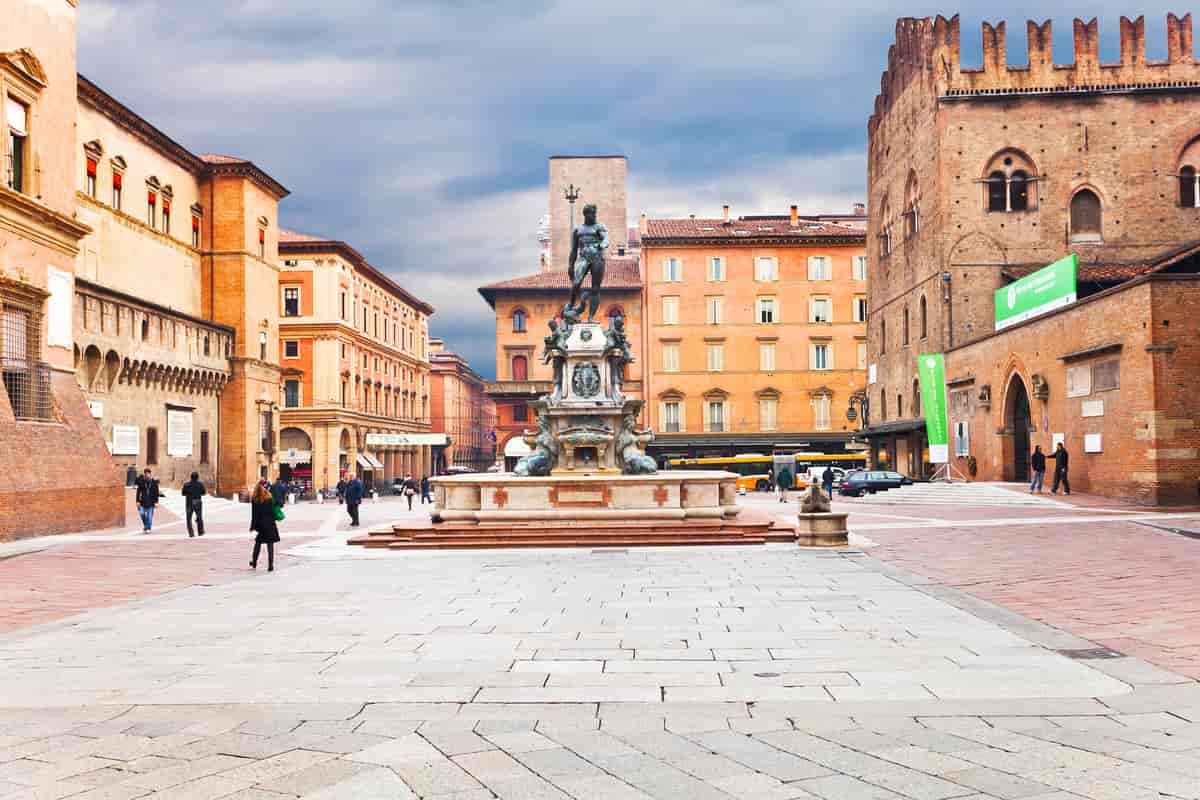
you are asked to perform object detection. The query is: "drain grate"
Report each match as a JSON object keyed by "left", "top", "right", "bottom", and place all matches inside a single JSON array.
[{"left": 1056, "top": 647, "right": 1124, "bottom": 660}]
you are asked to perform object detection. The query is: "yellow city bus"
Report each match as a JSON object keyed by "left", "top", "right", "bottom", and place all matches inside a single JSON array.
[{"left": 666, "top": 453, "right": 868, "bottom": 492}]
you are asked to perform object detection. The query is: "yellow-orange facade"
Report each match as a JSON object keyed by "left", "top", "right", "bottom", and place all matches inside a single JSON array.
[
  {"left": 277, "top": 230, "right": 435, "bottom": 491},
  {"left": 429, "top": 338, "right": 496, "bottom": 472},
  {"left": 640, "top": 208, "right": 869, "bottom": 459}
]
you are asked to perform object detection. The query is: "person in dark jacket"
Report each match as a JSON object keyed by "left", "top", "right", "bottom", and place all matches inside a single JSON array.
[
  {"left": 821, "top": 466, "right": 835, "bottom": 499},
  {"left": 403, "top": 474, "right": 417, "bottom": 511},
  {"left": 270, "top": 477, "right": 288, "bottom": 510},
  {"left": 181, "top": 471, "right": 207, "bottom": 537},
  {"left": 249, "top": 481, "right": 280, "bottom": 571},
  {"left": 420, "top": 475, "right": 431, "bottom": 505},
  {"left": 135, "top": 468, "right": 160, "bottom": 532},
  {"left": 1029, "top": 445, "right": 1047, "bottom": 494},
  {"left": 344, "top": 472, "right": 365, "bottom": 527},
  {"left": 1051, "top": 442, "right": 1071, "bottom": 495},
  {"left": 776, "top": 468, "right": 794, "bottom": 503},
  {"left": 336, "top": 478, "right": 347, "bottom": 504}
]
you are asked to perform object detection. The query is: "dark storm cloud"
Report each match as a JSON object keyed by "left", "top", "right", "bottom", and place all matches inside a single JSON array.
[{"left": 79, "top": 1, "right": 1194, "bottom": 377}]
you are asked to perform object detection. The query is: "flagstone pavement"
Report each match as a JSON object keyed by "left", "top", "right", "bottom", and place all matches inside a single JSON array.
[{"left": 0, "top": 493, "right": 1199, "bottom": 798}]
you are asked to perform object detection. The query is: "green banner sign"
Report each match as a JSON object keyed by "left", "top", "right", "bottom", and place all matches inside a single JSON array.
[
  {"left": 917, "top": 353, "right": 949, "bottom": 464},
  {"left": 995, "top": 253, "right": 1078, "bottom": 331}
]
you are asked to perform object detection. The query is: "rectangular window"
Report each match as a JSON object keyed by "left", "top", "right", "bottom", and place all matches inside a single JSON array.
[
  {"left": 112, "top": 172, "right": 122, "bottom": 210},
  {"left": 662, "top": 296, "right": 679, "bottom": 325},
  {"left": 663, "top": 401, "right": 681, "bottom": 433},
  {"left": 1066, "top": 365, "right": 1092, "bottom": 398},
  {"left": 857, "top": 341, "right": 868, "bottom": 371},
  {"left": 1093, "top": 360, "right": 1120, "bottom": 392},
  {"left": 284, "top": 380, "right": 300, "bottom": 408},
  {"left": 85, "top": 157, "right": 97, "bottom": 198},
  {"left": 954, "top": 421, "right": 970, "bottom": 457},
  {"left": 705, "top": 296, "right": 723, "bottom": 325},
  {"left": 757, "top": 297, "right": 776, "bottom": 324},
  {"left": 362, "top": 304, "right": 368, "bottom": 332},
  {"left": 340, "top": 291, "right": 347, "bottom": 320},
  {"left": 707, "top": 257, "right": 725, "bottom": 282},
  {"left": 146, "top": 192, "right": 156, "bottom": 228},
  {"left": 161, "top": 200, "right": 170, "bottom": 234},
  {"left": 853, "top": 255, "right": 868, "bottom": 281},
  {"left": 259, "top": 410, "right": 273, "bottom": 453},
  {"left": 284, "top": 340, "right": 299, "bottom": 358},
  {"left": 706, "top": 343, "right": 724, "bottom": 372},
  {"left": 512, "top": 401, "right": 528, "bottom": 423},
  {"left": 199, "top": 430, "right": 210, "bottom": 464},
  {"left": 759, "top": 397, "right": 778, "bottom": 431},
  {"left": 662, "top": 258, "right": 682, "bottom": 282},
  {"left": 811, "top": 343, "right": 831, "bottom": 371},
  {"left": 706, "top": 400, "right": 725, "bottom": 433},
  {"left": 810, "top": 297, "right": 831, "bottom": 323},
  {"left": 146, "top": 427, "right": 158, "bottom": 465},
  {"left": 258, "top": 229, "right": 266, "bottom": 259},
  {"left": 191, "top": 216, "right": 201, "bottom": 248},
  {"left": 812, "top": 395, "right": 832, "bottom": 431},
  {"left": 341, "top": 381, "right": 348, "bottom": 407},
  {"left": 853, "top": 296, "right": 868, "bottom": 323},
  {"left": 759, "top": 342, "right": 776, "bottom": 372},
  {"left": 662, "top": 342, "right": 680, "bottom": 372},
  {"left": 755, "top": 256, "right": 778, "bottom": 281},
  {"left": 807, "top": 256, "right": 832, "bottom": 281},
  {"left": 6, "top": 96, "right": 28, "bottom": 193},
  {"left": 283, "top": 287, "right": 300, "bottom": 317}
]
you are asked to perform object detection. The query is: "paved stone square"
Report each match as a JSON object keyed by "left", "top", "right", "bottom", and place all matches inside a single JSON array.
[{"left": 0, "top": 489, "right": 1199, "bottom": 798}]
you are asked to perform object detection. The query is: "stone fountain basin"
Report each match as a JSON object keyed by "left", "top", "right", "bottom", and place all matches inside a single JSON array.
[{"left": 430, "top": 471, "right": 740, "bottom": 524}]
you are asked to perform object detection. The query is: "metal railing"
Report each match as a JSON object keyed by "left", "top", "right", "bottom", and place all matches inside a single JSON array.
[{"left": 2, "top": 357, "right": 52, "bottom": 421}]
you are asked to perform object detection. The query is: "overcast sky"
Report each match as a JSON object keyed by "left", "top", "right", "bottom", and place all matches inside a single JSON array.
[{"left": 78, "top": 1, "right": 1190, "bottom": 378}]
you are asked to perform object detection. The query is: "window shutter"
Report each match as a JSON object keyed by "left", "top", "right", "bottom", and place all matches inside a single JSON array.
[
  {"left": 147, "top": 191, "right": 156, "bottom": 205},
  {"left": 259, "top": 229, "right": 266, "bottom": 244},
  {"left": 112, "top": 172, "right": 122, "bottom": 189},
  {"left": 86, "top": 158, "right": 97, "bottom": 177},
  {"left": 192, "top": 215, "right": 200, "bottom": 231}
]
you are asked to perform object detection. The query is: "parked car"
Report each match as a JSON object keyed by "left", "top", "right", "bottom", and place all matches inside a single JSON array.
[{"left": 837, "top": 470, "right": 914, "bottom": 497}]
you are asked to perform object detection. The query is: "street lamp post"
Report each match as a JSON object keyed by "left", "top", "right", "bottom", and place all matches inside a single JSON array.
[{"left": 846, "top": 391, "right": 870, "bottom": 432}]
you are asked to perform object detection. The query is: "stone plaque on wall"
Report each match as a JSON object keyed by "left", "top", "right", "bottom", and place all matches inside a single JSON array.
[
  {"left": 112, "top": 425, "right": 139, "bottom": 456},
  {"left": 167, "top": 409, "right": 194, "bottom": 458},
  {"left": 1081, "top": 399, "right": 1104, "bottom": 418},
  {"left": 45, "top": 267, "right": 73, "bottom": 349}
]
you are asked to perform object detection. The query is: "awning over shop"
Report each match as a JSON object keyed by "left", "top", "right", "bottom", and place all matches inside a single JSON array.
[
  {"left": 365, "top": 433, "right": 449, "bottom": 447},
  {"left": 356, "top": 453, "right": 385, "bottom": 470}
]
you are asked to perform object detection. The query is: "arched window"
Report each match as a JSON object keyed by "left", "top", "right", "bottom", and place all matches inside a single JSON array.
[
  {"left": 904, "top": 170, "right": 920, "bottom": 238},
  {"left": 1010, "top": 170, "right": 1029, "bottom": 211},
  {"left": 984, "top": 152, "right": 1038, "bottom": 212},
  {"left": 511, "top": 355, "right": 528, "bottom": 381},
  {"left": 1070, "top": 189, "right": 1103, "bottom": 242},
  {"left": 987, "top": 171, "right": 1007, "bottom": 212},
  {"left": 1180, "top": 166, "right": 1198, "bottom": 209},
  {"left": 880, "top": 319, "right": 887, "bottom": 354},
  {"left": 919, "top": 296, "right": 927, "bottom": 340},
  {"left": 512, "top": 308, "right": 527, "bottom": 333},
  {"left": 902, "top": 307, "right": 910, "bottom": 345}
]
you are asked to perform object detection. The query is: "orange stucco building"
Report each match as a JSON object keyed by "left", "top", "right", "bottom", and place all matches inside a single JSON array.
[
  {"left": 429, "top": 337, "right": 496, "bottom": 472},
  {"left": 640, "top": 206, "right": 869, "bottom": 461}
]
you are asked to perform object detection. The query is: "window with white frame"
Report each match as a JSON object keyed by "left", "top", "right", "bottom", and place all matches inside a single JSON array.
[
  {"left": 757, "top": 296, "right": 777, "bottom": 324},
  {"left": 807, "top": 256, "right": 831, "bottom": 281},
  {"left": 662, "top": 296, "right": 679, "bottom": 325},
  {"left": 811, "top": 342, "right": 831, "bottom": 370},
  {"left": 759, "top": 397, "right": 778, "bottom": 431},
  {"left": 706, "top": 343, "right": 724, "bottom": 372},
  {"left": 810, "top": 296, "right": 831, "bottom": 323},
  {"left": 812, "top": 395, "right": 832, "bottom": 431},
  {"left": 755, "top": 256, "right": 778, "bottom": 281},
  {"left": 705, "top": 399, "right": 726, "bottom": 432},
  {"left": 759, "top": 341, "right": 776, "bottom": 372},
  {"left": 283, "top": 287, "right": 300, "bottom": 317},
  {"left": 284, "top": 340, "right": 299, "bottom": 358},
  {"left": 5, "top": 95, "right": 28, "bottom": 194},
  {"left": 284, "top": 379, "right": 300, "bottom": 408},
  {"left": 853, "top": 296, "right": 867, "bottom": 322},
  {"left": 856, "top": 341, "right": 867, "bottom": 371},
  {"left": 146, "top": 191, "right": 157, "bottom": 228},
  {"left": 662, "top": 342, "right": 680, "bottom": 372},
  {"left": 705, "top": 296, "right": 723, "bottom": 325},
  {"left": 853, "top": 255, "right": 868, "bottom": 281},
  {"left": 707, "top": 256, "right": 725, "bottom": 281},
  {"left": 662, "top": 400, "right": 682, "bottom": 433},
  {"left": 662, "top": 257, "right": 682, "bottom": 282}
]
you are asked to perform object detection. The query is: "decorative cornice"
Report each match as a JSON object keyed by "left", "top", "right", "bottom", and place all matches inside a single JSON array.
[
  {"left": 206, "top": 160, "right": 290, "bottom": 200},
  {"left": 642, "top": 234, "right": 865, "bottom": 247},
  {"left": 0, "top": 49, "right": 47, "bottom": 89},
  {"left": 0, "top": 187, "right": 91, "bottom": 255},
  {"left": 278, "top": 238, "right": 434, "bottom": 314}
]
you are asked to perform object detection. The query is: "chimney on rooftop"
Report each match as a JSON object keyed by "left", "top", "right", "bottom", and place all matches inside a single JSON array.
[
  {"left": 639, "top": 212, "right": 648, "bottom": 235},
  {"left": 789, "top": 205, "right": 799, "bottom": 227},
  {"left": 853, "top": 202, "right": 866, "bottom": 216},
  {"left": 722, "top": 204, "right": 730, "bottom": 223}
]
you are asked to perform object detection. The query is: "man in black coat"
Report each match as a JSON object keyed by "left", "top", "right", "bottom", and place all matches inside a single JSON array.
[
  {"left": 181, "top": 471, "right": 207, "bottom": 537},
  {"left": 344, "top": 472, "right": 365, "bottom": 527},
  {"left": 336, "top": 478, "right": 347, "bottom": 504},
  {"left": 270, "top": 477, "right": 288, "bottom": 510},
  {"left": 135, "top": 468, "right": 160, "bottom": 532},
  {"left": 1051, "top": 442, "right": 1071, "bottom": 495}
]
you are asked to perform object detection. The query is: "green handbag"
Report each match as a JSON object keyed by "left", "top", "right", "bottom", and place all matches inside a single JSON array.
[{"left": 273, "top": 502, "right": 285, "bottom": 522}]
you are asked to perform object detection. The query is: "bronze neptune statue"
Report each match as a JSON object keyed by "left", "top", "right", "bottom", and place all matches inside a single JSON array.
[{"left": 562, "top": 203, "right": 609, "bottom": 323}]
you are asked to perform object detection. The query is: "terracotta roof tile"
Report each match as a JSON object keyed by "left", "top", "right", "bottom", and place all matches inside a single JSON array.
[
  {"left": 278, "top": 228, "right": 328, "bottom": 244},
  {"left": 643, "top": 216, "right": 865, "bottom": 241},
  {"left": 479, "top": 256, "right": 641, "bottom": 306},
  {"left": 197, "top": 153, "right": 247, "bottom": 165},
  {"left": 1004, "top": 239, "right": 1200, "bottom": 284}
]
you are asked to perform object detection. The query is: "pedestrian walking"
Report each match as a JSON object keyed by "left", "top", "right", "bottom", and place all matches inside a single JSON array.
[
  {"left": 403, "top": 474, "right": 416, "bottom": 511},
  {"left": 270, "top": 476, "right": 288, "bottom": 510},
  {"left": 336, "top": 477, "right": 346, "bottom": 505},
  {"left": 1029, "top": 445, "right": 1047, "bottom": 494},
  {"left": 821, "top": 466, "right": 835, "bottom": 499},
  {"left": 248, "top": 480, "right": 279, "bottom": 571},
  {"left": 1051, "top": 441, "right": 1071, "bottom": 495},
  {"left": 181, "top": 471, "right": 207, "bottom": 537},
  {"left": 135, "top": 468, "right": 160, "bottom": 532},
  {"left": 344, "top": 472, "right": 365, "bottom": 527},
  {"left": 420, "top": 475, "right": 431, "bottom": 505},
  {"left": 776, "top": 467, "right": 793, "bottom": 503}
]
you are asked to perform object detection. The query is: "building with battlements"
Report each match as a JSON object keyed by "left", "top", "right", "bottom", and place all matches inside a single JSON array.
[{"left": 866, "top": 14, "right": 1200, "bottom": 501}]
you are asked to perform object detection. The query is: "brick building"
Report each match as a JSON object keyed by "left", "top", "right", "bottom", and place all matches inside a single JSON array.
[
  {"left": 277, "top": 230, "right": 436, "bottom": 492},
  {"left": 429, "top": 337, "right": 496, "bottom": 473},
  {"left": 1, "top": 0, "right": 124, "bottom": 539},
  {"left": 640, "top": 206, "right": 869, "bottom": 462},
  {"left": 866, "top": 14, "right": 1200, "bottom": 501}
]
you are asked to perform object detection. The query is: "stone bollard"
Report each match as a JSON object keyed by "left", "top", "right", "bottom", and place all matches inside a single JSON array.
[{"left": 795, "top": 484, "right": 849, "bottom": 547}]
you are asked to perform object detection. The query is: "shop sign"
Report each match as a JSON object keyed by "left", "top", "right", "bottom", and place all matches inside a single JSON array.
[
  {"left": 995, "top": 253, "right": 1077, "bottom": 330},
  {"left": 917, "top": 353, "right": 949, "bottom": 464},
  {"left": 365, "top": 433, "right": 449, "bottom": 446}
]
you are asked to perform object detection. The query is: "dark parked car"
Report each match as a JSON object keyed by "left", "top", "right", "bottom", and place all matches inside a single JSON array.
[{"left": 837, "top": 470, "right": 914, "bottom": 497}]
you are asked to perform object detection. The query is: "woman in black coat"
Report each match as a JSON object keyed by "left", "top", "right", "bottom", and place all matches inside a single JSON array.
[{"left": 249, "top": 481, "right": 280, "bottom": 571}]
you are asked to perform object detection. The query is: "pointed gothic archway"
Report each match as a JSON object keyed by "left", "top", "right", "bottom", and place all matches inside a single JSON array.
[{"left": 1004, "top": 373, "right": 1033, "bottom": 482}]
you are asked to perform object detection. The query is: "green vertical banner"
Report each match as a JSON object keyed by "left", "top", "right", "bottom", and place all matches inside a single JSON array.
[{"left": 917, "top": 353, "right": 949, "bottom": 464}]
